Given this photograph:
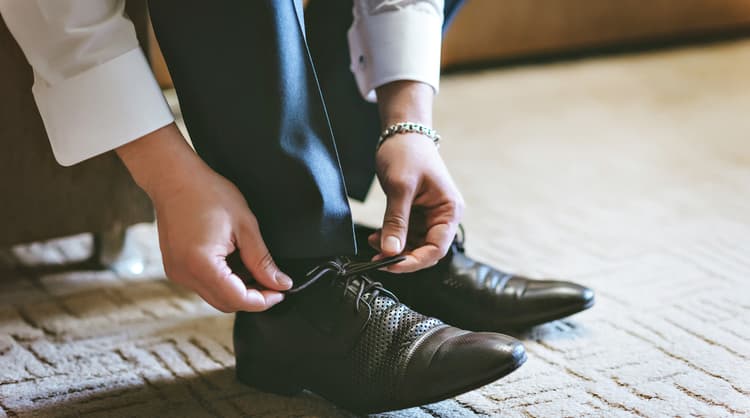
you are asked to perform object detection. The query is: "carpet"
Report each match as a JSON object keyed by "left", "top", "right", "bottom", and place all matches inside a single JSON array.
[{"left": 1, "top": 38, "right": 749, "bottom": 417}]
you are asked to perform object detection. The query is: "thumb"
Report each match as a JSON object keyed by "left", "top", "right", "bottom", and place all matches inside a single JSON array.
[
  {"left": 235, "top": 217, "right": 293, "bottom": 291},
  {"left": 381, "top": 186, "right": 414, "bottom": 256}
]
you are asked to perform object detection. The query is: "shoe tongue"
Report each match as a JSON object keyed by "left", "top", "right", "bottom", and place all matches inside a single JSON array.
[{"left": 342, "top": 274, "right": 369, "bottom": 294}]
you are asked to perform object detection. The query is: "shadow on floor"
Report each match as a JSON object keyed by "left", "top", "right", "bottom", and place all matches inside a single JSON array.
[{"left": 11, "top": 367, "right": 365, "bottom": 418}]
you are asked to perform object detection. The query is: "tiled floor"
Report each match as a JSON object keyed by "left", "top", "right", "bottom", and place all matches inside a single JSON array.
[{"left": 1, "top": 39, "right": 749, "bottom": 417}]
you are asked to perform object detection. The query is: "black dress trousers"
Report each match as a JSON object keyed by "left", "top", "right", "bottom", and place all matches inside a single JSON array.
[{"left": 148, "top": 0, "right": 465, "bottom": 260}]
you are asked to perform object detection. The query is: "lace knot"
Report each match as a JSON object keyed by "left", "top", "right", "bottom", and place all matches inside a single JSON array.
[{"left": 285, "top": 255, "right": 404, "bottom": 312}]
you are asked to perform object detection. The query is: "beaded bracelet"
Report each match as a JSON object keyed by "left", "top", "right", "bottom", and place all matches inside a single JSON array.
[{"left": 376, "top": 122, "right": 441, "bottom": 151}]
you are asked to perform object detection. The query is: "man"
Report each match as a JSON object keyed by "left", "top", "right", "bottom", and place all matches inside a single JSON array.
[{"left": 0, "top": 0, "right": 593, "bottom": 413}]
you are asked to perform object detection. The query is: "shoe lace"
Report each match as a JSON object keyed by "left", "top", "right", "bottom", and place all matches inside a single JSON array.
[{"left": 285, "top": 255, "right": 405, "bottom": 312}]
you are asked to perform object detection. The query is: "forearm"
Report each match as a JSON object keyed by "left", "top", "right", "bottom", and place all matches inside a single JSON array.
[
  {"left": 376, "top": 81, "right": 435, "bottom": 129},
  {"left": 115, "top": 123, "right": 207, "bottom": 200}
]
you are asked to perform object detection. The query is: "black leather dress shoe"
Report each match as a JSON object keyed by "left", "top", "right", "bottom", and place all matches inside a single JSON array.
[
  {"left": 234, "top": 256, "right": 526, "bottom": 413},
  {"left": 354, "top": 225, "right": 595, "bottom": 332}
]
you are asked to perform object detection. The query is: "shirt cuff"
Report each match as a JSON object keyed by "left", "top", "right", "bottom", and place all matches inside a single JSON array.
[
  {"left": 348, "top": 8, "right": 443, "bottom": 103},
  {"left": 32, "top": 48, "right": 174, "bottom": 166}
]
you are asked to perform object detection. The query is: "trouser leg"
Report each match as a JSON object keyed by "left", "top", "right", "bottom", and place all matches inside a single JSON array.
[
  {"left": 148, "top": 0, "right": 356, "bottom": 259},
  {"left": 305, "top": 0, "right": 468, "bottom": 201}
]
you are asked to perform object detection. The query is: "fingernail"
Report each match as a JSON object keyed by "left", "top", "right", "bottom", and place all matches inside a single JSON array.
[
  {"left": 266, "top": 292, "right": 284, "bottom": 306},
  {"left": 275, "top": 272, "right": 294, "bottom": 289},
  {"left": 384, "top": 236, "right": 401, "bottom": 253}
]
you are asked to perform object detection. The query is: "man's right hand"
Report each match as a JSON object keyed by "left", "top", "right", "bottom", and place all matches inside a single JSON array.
[{"left": 116, "top": 123, "right": 292, "bottom": 313}]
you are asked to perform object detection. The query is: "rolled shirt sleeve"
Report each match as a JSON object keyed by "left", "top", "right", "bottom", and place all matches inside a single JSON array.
[
  {"left": 0, "top": 0, "right": 174, "bottom": 166},
  {"left": 348, "top": 0, "right": 444, "bottom": 102}
]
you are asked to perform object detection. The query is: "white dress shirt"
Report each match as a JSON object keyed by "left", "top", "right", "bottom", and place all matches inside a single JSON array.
[{"left": 0, "top": 0, "right": 443, "bottom": 166}]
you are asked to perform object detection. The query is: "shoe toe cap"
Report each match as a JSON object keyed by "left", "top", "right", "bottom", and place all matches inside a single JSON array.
[
  {"left": 458, "top": 331, "right": 526, "bottom": 372},
  {"left": 399, "top": 327, "right": 526, "bottom": 404},
  {"left": 580, "top": 286, "right": 596, "bottom": 307},
  {"left": 525, "top": 279, "right": 595, "bottom": 310}
]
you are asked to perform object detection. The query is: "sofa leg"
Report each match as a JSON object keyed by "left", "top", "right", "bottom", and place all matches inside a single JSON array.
[{"left": 93, "top": 223, "right": 146, "bottom": 276}]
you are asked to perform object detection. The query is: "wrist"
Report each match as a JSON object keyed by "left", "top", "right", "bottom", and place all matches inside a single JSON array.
[
  {"left": 115, "top": 123, "right": 206, "bottom": 200},
  {"left": 377, "top": 122, "right": 440, "bottom": 153},
  {"left": 376, "top": 80, "right": 434, "bottom": 128}
]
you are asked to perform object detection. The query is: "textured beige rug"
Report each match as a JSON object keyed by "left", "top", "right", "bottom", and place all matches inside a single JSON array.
[{"left": 1, "top": 39, "right": 749, "bottom": 417}]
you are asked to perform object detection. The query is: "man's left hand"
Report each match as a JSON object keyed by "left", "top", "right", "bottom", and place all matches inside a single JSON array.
[{"left": 371, "top": 131, "right": 464, "bottom": 273}]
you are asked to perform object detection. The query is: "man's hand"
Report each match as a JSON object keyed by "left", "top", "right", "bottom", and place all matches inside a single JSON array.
[
  {"left": 372, "top": 81, "right": 464, "bottom": 273},
  {"left": 116, "top": 124, "right": 292, "bottom": 312},
  {"left": 372, "top": 133, "right": 464, "bottom": 273}
]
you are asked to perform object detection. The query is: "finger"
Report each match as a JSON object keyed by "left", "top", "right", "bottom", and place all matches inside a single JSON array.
[
  {"left": 381, "top": 185, "right": 415, "bottom": 256},
  {"left": 210, "top": 273, "right": 284, "bottom": 312},
  {"left": 203, "top": 275, "right": 285, "bottom": 313},
  {"left": 235, "top": 217, "right": 293, "bottom": 291},
  {"left": 384, "top": 222, "right": 457, "bottom": 273},
  {"left": 368, "top": 231, "right": 382, "bottom": 251},
  {"left": 188, "top": 254, "right": 285, "bottom": 312}
]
